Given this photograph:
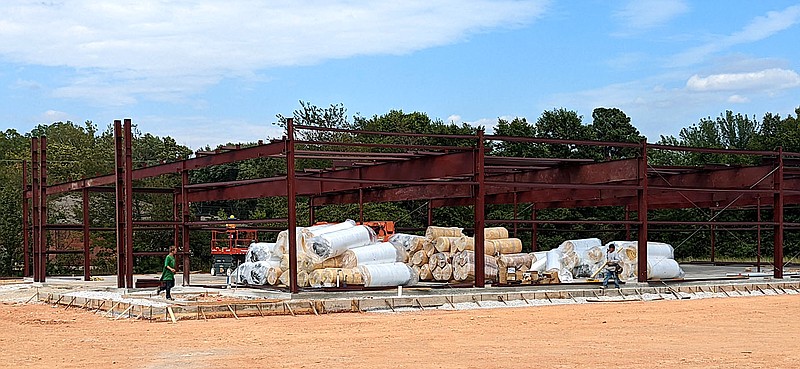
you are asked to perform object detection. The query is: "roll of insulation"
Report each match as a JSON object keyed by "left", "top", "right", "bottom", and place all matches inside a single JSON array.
[
  {"left": 434, "top": 237, "right": 461, "bottom": 253},
  {"left": 419, "top": 264, "right": 433, "bottom": 281},
  {"left": 246, "top": 243, "right": 272, "bottom": 263},
  {"left": 558, "top": 238, "right": 602, "bottom": 254},
  {"left": 341, "top": 242, "right": 405, "bottom": 268},
  {"left": 388, "top": 233, "right": 426, "bottom": 253},
  {"left": 646, "top": 242, "right": 675, "bottom": 259},
  {"left": 545, "top": 249, "right": 562, "bottom": 271},
  {"left": 275, "top": 228, "right": 304, "bottom": 255},
  {"left": 358, "top": 262, "right": 416, "bottom": 287},
  {"left": 266, "top": 267, "right": 283, "bottom": 285},
  {"left": 647, "top": 257, "right": 684, "bottom": 279},
  {"left": 450, "top": 250, "right": 499, "bottom": 282},
  {"left": 484, "top": 227, "right": 509, "bottom": 240},
  {"left": 425, "top": 226, "right": 464, "bottom": 240},
  {"left": 308, "top": 225, "right": 376, "bottom": 261},
  {"left": 496, "top": 253, "right": 535, "bottom": 270},
  {"left": 486, "top": 238, "right": 523, "bottom": 255},
  {"left": 410, "top": 250, "right": 429, "bottom": 266},
  {"left": 300, "top": 220, "right": 357, "bottom": 253}
]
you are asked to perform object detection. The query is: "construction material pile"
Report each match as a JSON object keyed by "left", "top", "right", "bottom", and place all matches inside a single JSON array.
[
  {"left": 402, "top": 226, "right": 539, "bottom": 284},
  {"left": 233, "top": 220, "right": 418, "bottom": 288}
]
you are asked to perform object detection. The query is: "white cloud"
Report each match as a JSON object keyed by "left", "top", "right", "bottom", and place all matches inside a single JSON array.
[
  {"left": 141, "top": 115, "right": 284, "bottom": 150},
  {"left": 614, "top": 0, "right": 688, "bottom": 31},
  {"left": 39, "top": 110, "right": 72, "bottom": 124},
  {"left": 686, "top": 68, "right": 800, "bottom": 92},
  {"left": 727, "top": 95, "right": 750, "bottom": 104},
  {"left": 673, "top": 4, "right": 800, "bottom": 66},
  {"left": 447, "top": 114, "right": 462, "bottom": 124},
  {"left": 0, "top": 1, "right": 549, "bottom": 105}
]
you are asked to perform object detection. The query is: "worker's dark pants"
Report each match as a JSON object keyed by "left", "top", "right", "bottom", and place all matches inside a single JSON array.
[
  {"left": 159, "top": 279, "right": 175, "bottom": 299},
  {"left": 603, "top": 271, "right": 620, "bottom": 288}
]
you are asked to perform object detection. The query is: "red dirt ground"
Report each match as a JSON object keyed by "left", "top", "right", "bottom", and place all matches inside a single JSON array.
[{"left": 2, "top": 295, "right": 798, "bottom": 369}]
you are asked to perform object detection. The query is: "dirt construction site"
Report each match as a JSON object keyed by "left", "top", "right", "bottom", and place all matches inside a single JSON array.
[{"left": 2, "top": 264, "right": 799, "bottom": 369}]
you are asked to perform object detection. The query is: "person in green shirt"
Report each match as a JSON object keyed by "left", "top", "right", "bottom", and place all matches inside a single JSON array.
[{"left": 156, "top": 246, "right": 178, "bottom": 300}]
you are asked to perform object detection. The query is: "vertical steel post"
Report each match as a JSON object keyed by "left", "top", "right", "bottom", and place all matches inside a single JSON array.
[
  {"left": 30, "top": 139, "right": 40, "bottom": 281},
  {"left": 773, "top": 148, "right": 784, "bottom": 279},
  {"left": 113, "top": 120, "right": 126, "bottom": 288},
  {"left": 531, "top": 205, "right": 538, "bottom": 252},
  {"left": 173, "top": 192, "right": 180, "bottom": 252},
  {"left": 82, "top": 188, "right": 91, "bottom": 281},
  {"left": 38, "top": 136, "right": 47, "bottom": 282},
  {"left": 756, "top": 197, "right": 761, "bottom": 272},
  {"left": 473, "top": 130, "right": 486, "bottom": 288},
  {"left": 637, "top": 139, "right": 649, "bottom": 282},
  {"left": 22, "top": 160, "right": 30, "bottom": 277},
  {"left": 124, "top": 119, "right": 134, "bottom": 288},
  {"left": 181, "top": 170, "right": 191, "bottom": 286},
  {"left": 286, "top": 118, "right": 299, "bottom": 293}
]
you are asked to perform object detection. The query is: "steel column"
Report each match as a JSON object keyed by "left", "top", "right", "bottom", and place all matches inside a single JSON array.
[
  {"left": 21, "top": 160, "right": 30, "bottom": 277},
  {"left": 427, "top": 201, "right": 433, "bottom": 226},
  {"left": 113, "top": 120, "right": 126, "bottom": 287},
  {"left": 709, "top": 209, "right": 716, "bottom": 263},
  {"left": 31, "top": 139, "right": 40, "bottom": 281},
  {"left": 359, "top": 189, "right": 364, "bottom": 223},
  {"left": 82, "top": 188, "right": 91, "bottom": 281},
  {"left": 756, "top": 197, "right": 761, "bottom": 272},
  {"left": 531, "top": 205, "right": 537, "bottom": 252},
  {"left": 624, "top": 206, "right": 631, "bottom": 240},
  {"left": 473, "top": 130, "right": 485, "bottom": 287},
  {"left": 173, "top": 192, "right": 180, "bottom": 252},
  {"left": 773, "top": 148, "right": 784, "bottom": 278},
  {"left": 38, "top": 137, "right": 48, "bottom": 282},
  {"left": 287, "top": 118, "right": 299, "bottom": 293},
  {"left": 124, "top": 119, "right": 134, "bottom": 288},
  {"left": 637, "top": 139, "right": 649, "bottom": 282},
  {"left": 181, "top": 170, "right": 191, "bottom": 286},
  {"left": 309, "top": 197, "right": 315, "bottom": 225}
]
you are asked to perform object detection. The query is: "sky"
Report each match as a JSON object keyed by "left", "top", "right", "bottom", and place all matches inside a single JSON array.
[{"left": 1, "top": 0, "right": 799, "bottom": 150}]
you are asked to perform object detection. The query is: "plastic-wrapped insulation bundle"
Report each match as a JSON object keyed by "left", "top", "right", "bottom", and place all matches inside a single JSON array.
[
  {"left": 646, "top": 242, "right": 675, "bottom": 259},
  {"left": 274, "top": 227, "right": 305, "bottom": 255},
  {"left": 557, "top": 238, "right": 602, "bottom": 254},
  {"left": 647, "top": 257, "right": 684, "bottom": 279},
  {"left": 455, "top": 237, "right": 523, "bottom": 255},
  {"left": 388, "top": 233, "right": 426, "bottom": 253},
  {"left": 425, "top": 226, "right": 464, "bottom": 240},
  {"left": 336, "top": 268, "right": 364, "bottom": 285},
  {"left": 422, "top": 239, "right": 436, "bottom": 257},
  {"left": 419, "top": 264, "right": 434, "bottom": 281},
  {"left": 484, "top": 227, "right": 510, "bottom": 240},
  {"left": 249, "top": 261, "right": 272, "bottom": 285},
  {"left": 300, "top": 254, "right": 345, "bottom": 272},
  {"left": 560, "top": 250, "right": 580, "bottom": 270},
  {"left": 496, "top": 253, "right": 536, "bottom": 270},
  {"left": 427, "top": 252, "right": 452, "bottom": 281},
  {"left": 307, "top": 225, "right": 377, "bottom": 262},
  {"left": 358, "top": 262, "right": 419, "bottom": 287},
  {"left": 451, "top": 250, "right": 499, "bottom": 282},
  {"left": 434, "top": 236, "right": 461, "bottom": 253},
  {"left": 545, "top": 249, "right": 563, "bottom": 271},
  {"left": 233, "top": 262, "right": 254, "bottom": 284},
  {"left": 410, "top": 250, "right": 429, "bottom": 266},
  {"left": 301, "top": 220, "right": 357, "bottom": 252},
  {"left": 341, "top": 242, "right": 407, "bottom": 268},
  {"left": 530, "top": 251, "right": 548, "bottom": 272},
  {"left": 245, "top": 242, "right": 272, "bottom": 263},
  {"left": 266, "top": 267, "right": 283, "bottom": 285}
]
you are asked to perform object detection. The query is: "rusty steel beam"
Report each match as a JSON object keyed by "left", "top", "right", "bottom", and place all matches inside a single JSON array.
[
  {"left": 287, "top": 118, "right": 299, "bottom": 294},
  {"left": 124, "top": 119, "right": 134, "bottom": 288},
  {"left": 474, "top": 130, "right": 486, "bottom": 288},
  {"left": 37, "top": 137, "right": 48, "bottom": 282},
  {"left": 114, "top": 120, "right": 126, "bottom": 288},
  {"left": 45, "top": 140, "right": 286, "bottom": 195},
  {"left": 21, "top": 160, "right": 29, "bottom": 277},
  {"left": 774, "top": 148, "right": 784, "bottom": 278},
  {"left": 82, "top": 188, "right": 91, "bottom": 281},
  {"left": 31, "top": 139, "right": 40, "bottom": 281},
  {"left": 637, "top": 140, "right": 648, "bottom": 283},
  {"left": 181, "top": 170, "right": 190, "bottom": 286}
]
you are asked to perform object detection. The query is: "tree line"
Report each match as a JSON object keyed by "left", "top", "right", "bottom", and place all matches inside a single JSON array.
[{"left": 1, "top": 103, "right": 798, "bottom": 276}]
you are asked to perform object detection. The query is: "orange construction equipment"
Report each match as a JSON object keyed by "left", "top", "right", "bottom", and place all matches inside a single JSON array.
[{"left": 210, "top": 229, "right": 257, "bottom": 275}]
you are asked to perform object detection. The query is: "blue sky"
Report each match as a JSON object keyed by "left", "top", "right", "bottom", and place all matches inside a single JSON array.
[{"left": 1, "top": 1, "right": 799, "bottom": 149}]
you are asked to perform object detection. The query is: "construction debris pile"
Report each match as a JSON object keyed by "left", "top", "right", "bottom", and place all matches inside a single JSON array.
[{"left": 233, "top": 221, "right": 684, "bottom": 289}]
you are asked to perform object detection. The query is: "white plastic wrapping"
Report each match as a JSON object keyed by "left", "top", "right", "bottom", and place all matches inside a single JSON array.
[
  {"left": 451, "top": 250, "right": 499, "bottom": 282},
  {"left": 646, "top": 242, "right": 675, "bottom": 259},
  {"left": 557, "top": 238, "right": 602, "bottom": 254},
  {"left": 545, "top": 249, "right": 563, "bottom": 271},
  {"left": 647, "top": 257, "right": 685, "bottom": 279},
  {"left": 249, "top": 261, "right": 272, "bottom": 285},
  {"left": 245, "top": 242, "right": 272, "bottom": 263},
  {"left": 307, "top": 225, "right": 377, "bottom": 261},
  {"left": 301, "top": 220, "right": 357, "bottom": 252},
  {"left": 530, "top": 251, "right": 547, "bottom": 272},
  {"left": 496, "top": 253, "right": 536, "bottom": 270},
  {"left": 358, "top": 262, "right": 418, "bottom": 287},
  {"left": 341, "top": 242, "right": 406, "bottom": 268},
  {"left": 388, "top": 233, "right": 426, "bottom": 253}
]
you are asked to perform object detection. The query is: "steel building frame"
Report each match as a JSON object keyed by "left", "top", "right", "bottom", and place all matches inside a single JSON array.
[{"left": 22, "top": 118, "right": 797, "bottom": 292}]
